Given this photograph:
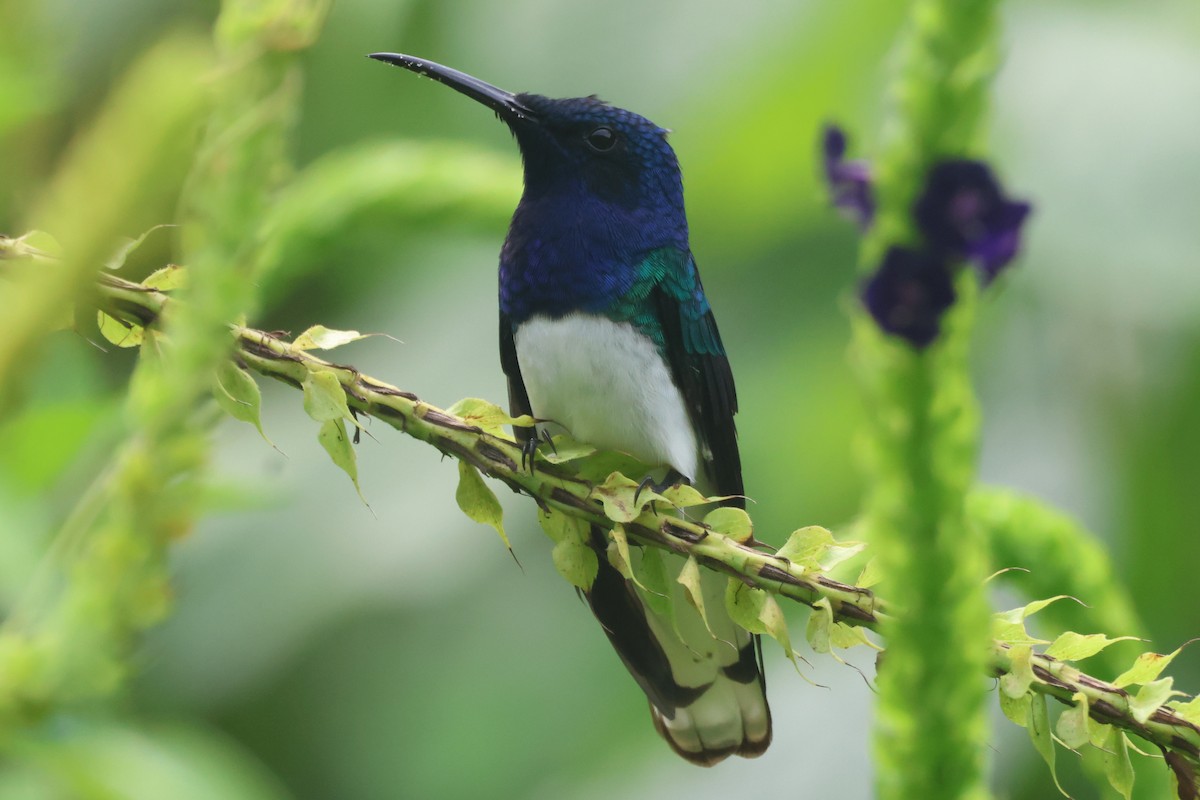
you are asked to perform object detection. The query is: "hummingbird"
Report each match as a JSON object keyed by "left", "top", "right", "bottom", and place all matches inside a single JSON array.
[{"left": 369, "top": 53, "right": 771, "bottom": 765}]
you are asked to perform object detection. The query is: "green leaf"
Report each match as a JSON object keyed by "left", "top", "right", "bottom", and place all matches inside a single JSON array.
[
  {"left": 3, "top": 229, "right": 62, "bottom": 259},
  {"left": 1114, "top": 647, "right": 1181, "bottom": 688},
  {"left": 726, "top": 580, "right": 768, "bottom": 634},
  {"left": 445, "top": 397, "right": 533, "bottom": 439},
  {"left": 702, "top": 506, "right": 753, "bottom": 543},
  {"left": 1045, "top": 632, "right": 1140, "bottom": 663},
  {"left": 605, "top": 524, "right": 643, "bottom": 589},
  {"left": 676, "top": 556, "right": 715, "bottom": 637},
  {"left": 96, "top": 312, "right": 144, "bottom": 347},
  {"left": 999, "top": 690, "right": 1031, "bottom": 728},
  {"left": 659, "top": 482, "right": 710, "bottom": 509},
  {"left": 455, "top": 461, "right": 509, "bottom": 550},
  {"left": 1129, "top": 677, "right": 1177, "bottom": 724},
  {"left": 726, "top": 580, "right": 794, "bottom": 664},
  {"left": 103, "top": 224, "right": 174, "bottom": 271},
  {"left": 636, "top": 546, "right": 674, "bottom": 619},
  {"left": 1056, "top": 691, "right": 1090, "bottom": 749},
  {"left": 806, "top": 598, "right": 833, "bottom": 654},
  {"left": 213, "top": 362, "right": 271, "bottom": 444},
  {"left": 540, "top": 434, "right": 596, "bottom": 464},
  {"left": 1000, "top": 644, "right": 1035, "bottom": 698},
  {"left": 589, "top": 471, "right": 662, "bottom": 523},
  {"left": 317, "top": 418, "right": 365, "bottom": 502},
  {"left": 302, "top": 370, "right": 351, "bottom": 423},
  {"left": 573, "top": 451, "right": 654, "bottom": 484},
  {"left": 292, "top": 324, "right": 368, "bottom": 351},
  {"left": 829, "top": 622, "right": 879, "bottom": 651},
  {"left": 776, "top": 525, "right": 832, "bottom": 570},
  {"left": 537, "top": 508, "right": 586, "bottom": 545},
  {"left": 552, "top": 536, "right": 597, "bottom": 591},
  {"left": 143, "top": 264, "right": 188, "bottom": 291},
  {"left": 1102, "top": 727, "right": 1135, "bottom": 800},
  {"left": 993, "top": 597, "right": 1072, "bottom": 645},
  {"left": 1028, "top": 693, "right": 1069, "bottom": 797},
  {"left": 758, "top": 593, "right": 794, "bottom": 664},
  {"left": 856, "top": 556, "right": 883, "bottom": 588},
  {"left": 1171, "top": 694, "right": 1200, "bottom": 725}
]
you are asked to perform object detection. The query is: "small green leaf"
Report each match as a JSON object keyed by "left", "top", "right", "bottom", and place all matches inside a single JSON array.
[
  {"left": 605, "top": 524, "right": 643, "bottom": 588},
  {"left": 1171, "top": 694, "right": 1200, "bottom": 725},
  {"left": 446, "top": 397, "right": 530, "bottom": 439},
  {"left": 856, "top": 556, "right": 883, "bottom": 588},
  {"left": 703, "top": 506, "right": 753, "bottom": 543},
  {"left": 1056, "top": 691, "right": 1091, "bottom": 749},
  {"left": 1000, "top": 690, "right": 1031, "bottom": 728},
  {"left": 590, "top": 471, "right": 662, "bottom": 523},
  {"left": 537, "top": 508, "right": 587, "bottom": 545},
  {"left": 302, "top": 370, "right": 351, "bottom": 423},
  {"left": 829, "top": 622, "right": 879, "bottom": 651},
  {"left": 676, "top": 556, "right": 715, "bottom": 637},
  {"left": 455, "top": 461, "right": 509, "bottom": 550},
  {"left": 821, "top": 539, "right": 867, "bottom": 572},
  {"left": 726, "top": 580, "right": 794, "bottom": 664},
  {"left": 806, "top": 598, "right": 833, "bottom": 654},
  {"left": 658, "top": 482, "right": 710, "bottom": 508},
  {"left": 993, "top": 598, "right": 1070, "bottom": 645},
  {"left": 636, "top": 546, "right": 674, "bottom": 619},
  {"left": 777, "top": 526, "right": 832, "bottom": 570},
  {"left": 1129, "top": 677, "right": 1177, "bottom": 724},
  {"left": 292, "top": 324, "right": 368, "bottom": 351},
  {"left": 1114, "top": 647, "right": 1181, "bottom": 688},
  {"left": 213, "top": 362, "right": 271, "bottom": 444},
  {"left": 97, "top": 312, "right": 144, "bottom": 347},
  {"left": 726, "top": 580, "right": 768, "bottom": 634},
  {"left": 143, "top": 264, "right": 187, "bottom": 291},
  {"left": 1087, "top": 717, "right": 1111, "bottom": 749},
  {"left": 1045, "top": 632, "right": 1140, "bottom": 663},
  {"left": 1028, "top": 693, "right": 1069, "bottom": 797},
  {"left": 1000, "top": 645, "right": 1035, "bottom": 698},
  {"left": 103, "top": 223, "right": 174, "bottom": 271},
  {"left": 756, "top": 593, "right": 794, "bottom": 664},
  {"left": 552, "top": 535, "right": 597, "bottom": 591},
  {"left": 540, "top": 434, "right": 595, "bottom": 464},
  {"left": 573, "top": 451, "right": 655, "bottom": 484},
  {"left": 3, "top": 229, "right": 62, "bottom": 259},
  {"left": 318, "top": 418, "right": 365, "bottom": 502},
  {"left": 1102, "top": 727, "right": 1135, "bottom": 800}
]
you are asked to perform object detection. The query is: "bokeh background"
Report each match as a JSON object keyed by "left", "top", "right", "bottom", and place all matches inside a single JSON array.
[{"left": 2, "top": 0, "right": 1198, "bottom": 797}]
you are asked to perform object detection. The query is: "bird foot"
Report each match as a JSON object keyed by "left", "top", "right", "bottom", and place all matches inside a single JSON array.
[
  {"left": 633, "top": 468, "right": 687, "bottom": 509},
  {"left": 520, "top": 428, "right": 557, "bottom": 471}
]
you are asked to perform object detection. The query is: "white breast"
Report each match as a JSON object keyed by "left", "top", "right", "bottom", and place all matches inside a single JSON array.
[{"left": 514, "top": 313, "right": 698, "bottom": 481}]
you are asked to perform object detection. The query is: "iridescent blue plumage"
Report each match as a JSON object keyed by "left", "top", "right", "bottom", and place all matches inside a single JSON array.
[{"left": 370, "top": 52, "right": 769, "bottom": 766}]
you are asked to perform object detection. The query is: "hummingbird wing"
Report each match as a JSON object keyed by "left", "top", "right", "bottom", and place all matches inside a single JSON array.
[
  {"left": 499, "top": 311, "right": 534, "bottom": 445},
  {"left": 650, "top": 250, "right": 743, "bottom": 506}
]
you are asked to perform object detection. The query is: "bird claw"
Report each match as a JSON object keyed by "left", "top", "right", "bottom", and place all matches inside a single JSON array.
[
  {"left": 520, "top": 428, "right": 556, "bottom": 471},
  {"left": 633, "top": 468, "right": 686, "bottom": 510}
]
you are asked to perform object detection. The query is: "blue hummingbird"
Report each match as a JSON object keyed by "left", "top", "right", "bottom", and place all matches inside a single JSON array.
[{"left": 370, "top": 53, "right": 771, "bottom": 765}]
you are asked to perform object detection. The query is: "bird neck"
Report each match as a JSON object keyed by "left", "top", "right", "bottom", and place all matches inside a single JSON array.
[{"left": 499, "top": 186, "right": 688, "bottom": 322}]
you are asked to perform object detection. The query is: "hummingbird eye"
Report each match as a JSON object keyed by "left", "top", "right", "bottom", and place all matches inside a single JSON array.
[{"left": 585, "top": 126, "right": 617, "bottom": 152}]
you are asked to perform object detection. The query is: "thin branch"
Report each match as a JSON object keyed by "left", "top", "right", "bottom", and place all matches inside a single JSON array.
[{"left": 93, "top": 270, "right": 1200, "bottom": 772}]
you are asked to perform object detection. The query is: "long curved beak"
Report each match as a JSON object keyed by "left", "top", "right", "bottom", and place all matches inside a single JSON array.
[{"left": 368, "top": 53, "right": 536, "bottom": 122}]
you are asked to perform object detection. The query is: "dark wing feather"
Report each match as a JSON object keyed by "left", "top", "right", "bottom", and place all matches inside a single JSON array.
[
  {"left": 499, "top": 312, "right": 534, "bottom": 445},
  {"left": 652, "top": 252, "right": 744, "bottom": 506}
]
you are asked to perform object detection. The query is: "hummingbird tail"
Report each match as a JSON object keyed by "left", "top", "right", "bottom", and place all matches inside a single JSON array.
[{"left": 585, "top": 527, "right": 772, "bottom": 765}]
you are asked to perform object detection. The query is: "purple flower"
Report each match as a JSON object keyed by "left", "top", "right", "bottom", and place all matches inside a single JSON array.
[
  {"left": 913, "top": 159, "right": 1032, "bottom": 284},
  {"left": 861, "top": 247, "right": 957, "bottom": 348},
  {"left": 822, "top": 124, "right": 874, "bottom": 228}
]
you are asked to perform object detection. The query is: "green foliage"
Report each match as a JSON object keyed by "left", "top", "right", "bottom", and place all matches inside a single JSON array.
[{"left": 857, "top": 0, "right": 1001, "bottom": 794}]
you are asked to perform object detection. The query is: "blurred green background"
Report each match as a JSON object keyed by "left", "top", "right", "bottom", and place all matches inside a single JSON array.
[{"left": 2, "top": 0, "right": 1198, "bottom": 797}]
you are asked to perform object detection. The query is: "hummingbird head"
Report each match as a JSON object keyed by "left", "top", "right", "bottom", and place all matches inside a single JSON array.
[{"left": 369, "top": 53, "right": 687, "bottom": 242}]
